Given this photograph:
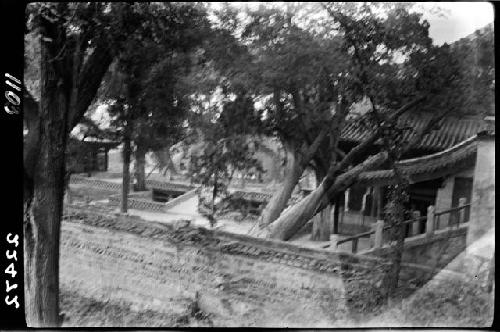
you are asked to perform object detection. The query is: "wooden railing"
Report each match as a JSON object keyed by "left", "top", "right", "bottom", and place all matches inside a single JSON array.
[
  {"left": 336, "top": 230, "right": 374, "bottom": 254},
  {"left": 335, "top": 198, "right": 471, "bottom": 254},
  {"left": 434, "top": 203, "right": 471, "bottom": 230}
]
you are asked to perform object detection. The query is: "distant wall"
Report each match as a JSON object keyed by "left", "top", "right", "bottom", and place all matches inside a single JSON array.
[
  {"left": 107, "top": 148, "right": 122, "bottom": 173},
  {"left": 108, "top": 195, "right": 166, "bottom": 212}
]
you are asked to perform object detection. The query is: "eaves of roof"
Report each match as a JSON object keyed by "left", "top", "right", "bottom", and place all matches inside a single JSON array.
[{"left": 357, "top": 135, "right": 480, "bottom": 186}]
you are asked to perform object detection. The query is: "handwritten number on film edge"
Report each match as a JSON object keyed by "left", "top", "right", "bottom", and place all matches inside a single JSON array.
[{"left": 5, "top": 233, "right": 20, "bottom": 309}]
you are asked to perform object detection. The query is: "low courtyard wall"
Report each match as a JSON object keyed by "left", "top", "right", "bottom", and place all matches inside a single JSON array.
[
  {"left": 108, "top": 195, "right": 166, "bottom": 212},
  {"left": 363, "top": 226, "right": 468, "bottom": 274},
  {"left": 60, "top": 207, "right": 462, "bottom": 326}
]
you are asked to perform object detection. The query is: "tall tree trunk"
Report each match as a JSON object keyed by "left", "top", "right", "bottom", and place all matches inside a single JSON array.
[
  {"left": 24, "top": 69, "right": 69, "bottom": 326},
  {"left": 134, "top": 144, "right": 146, "bottom": 191},
  {"left": 380, "top": 183, "right": 409, "bottom": 304},
  {"left": 22, "top": 12, "right": 114, "bottom": 326},
  {"left": 121, "top": 131, "right": 131, "bottom": 213},
  {"left": 210, "top": 172, "right": 218, "bottom": 228},
  {"left": 311, "top": 167, "right": 330, "bottom": 241}
]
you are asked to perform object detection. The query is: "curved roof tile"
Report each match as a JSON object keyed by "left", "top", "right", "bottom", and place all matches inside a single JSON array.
[
  {"left": 341, "top": 114, "right": 494, "bottom": 152},
  {"left": 357, "top": 135, "right": 480, "bottom": 186}
]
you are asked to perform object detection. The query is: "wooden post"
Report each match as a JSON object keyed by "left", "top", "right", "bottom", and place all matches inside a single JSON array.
[
  {"left": 329, "top": 204, "right": 336, "bottom": 234},
  {"left": 325, "top": 205, "right": 332, "bottom": 236},
  {"left": 376, "top": 186, "right": 383, "bottom": 219},
  {"left": 370, "top": 187, "right": 377, "bottom": 217},
  {"left": 352, "top": 237, "right": 358, "bottom": 254},
  {"left": 374, "top": 219, "right": 384, "bottom": 248},
  {"left": 322, "top": 207, "right": 331, "bottom": 240},
  {"left": 370, "top": 222, "right": 377, "bottom": 248},
  {"left": 344, "top": 189, "right": 350, "bottom": 212},
  {"left": 411, "top": 210, "right": 421, "bottom": 236},
  {"left": 458, "top": 197, "right": 467, "bottom": 226},
  {"left": 333, "top": 197, "right": 340, "bottom": 234},
  {"left": 330, "top": 233, "right": 339, "bottom": 248},
  {"left": 360, "top": 190, "right": 368, "bottom": 225},
  {"left": 105, "top": 148, "right": 109, "bottom": 171},
  {"left": 426, "top": 205, "right": 435, "bottom": 237},
  {"left": 311, "top": 213, "right": 319, "bottom": 240}
]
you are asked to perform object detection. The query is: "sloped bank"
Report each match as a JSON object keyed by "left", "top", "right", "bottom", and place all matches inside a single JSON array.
[{"left": 60, "top": 207, "right": 462, "bottom": 327}]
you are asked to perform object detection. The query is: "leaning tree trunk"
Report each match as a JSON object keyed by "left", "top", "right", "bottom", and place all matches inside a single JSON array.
[
  {"left": 133, "top": 144, "right": 147, "bottom": 191},
  {"left": 24, "top": 70, "right": 69, "bottom": 326},
  {"left": 268, "top": 178, "right": 330, "bottom": 240},
  {"left": 252, "top": 125, "right": 331, "bottom": 235},
  {"left": 121, "top": 131, "right": 131, "bottom": 213},
  {"left": 262, "top": 152, "right": 389, "bottom": 240},
  {"left": 256, "top": 148, "right": 303, "bottom": 228}
]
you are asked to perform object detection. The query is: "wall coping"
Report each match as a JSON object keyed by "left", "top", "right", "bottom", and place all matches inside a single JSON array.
[
  {"left": 360, "top": 223, "right": 469, "bottom": 256},
  {"left": 63, "top": 206, "right": 450, "bottom": 278}
]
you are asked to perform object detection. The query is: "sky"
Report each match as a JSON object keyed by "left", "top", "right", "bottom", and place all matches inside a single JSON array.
[
  {"left": 210, "top": 2, "right": 495, "bottom": 45},
  {"left": 416, "top": 2, "right": 494, "bottom": 45}
]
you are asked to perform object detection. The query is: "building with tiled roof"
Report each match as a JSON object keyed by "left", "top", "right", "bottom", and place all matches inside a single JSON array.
[
  {"left": 339, "top": 113, "right": 494, "bottom": 155},
  {"left": 338, "top": 114, "right": 495, "bottom": 236}
]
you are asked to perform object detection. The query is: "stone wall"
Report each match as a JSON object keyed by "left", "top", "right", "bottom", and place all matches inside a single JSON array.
[
  {"left": 365, "top": 226, "right": 468, "bottom": 274},
  {"left": 108, "top": 195, "right": 166, "bottom": 212},
  {"left": 467, "top": 133, "right": 495, "bottom": 248},
  {"left": 60, "top": 207, "right": 457, "bottom": 326},
  {"left": 71, "top": 175, "right": 123, "bottom": 191}
]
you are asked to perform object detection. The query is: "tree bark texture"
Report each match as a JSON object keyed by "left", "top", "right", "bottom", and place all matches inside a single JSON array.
[
  {"left": 265, "top": 99, "right": 440, "bottom": 241},
  {"left": 255, "top": 125, "right": 331, "bottom": 233},
  {"left": 121, "top": 131, "right": 131, "bottom": 213},
  {"left": 24, "top": 35, "right": 69, "bottom": 326},
  {"left": 22, "top": 6, "right": 118, "bottom": 327},
  {"left": 133, "top": 144, "right": 147, "bottom": 191},
  {"left": 257, "top": 145, "right": 303, "bottom": 228},
  {"left": 263, "top": 152, "right": 388, "bottom": 240}
]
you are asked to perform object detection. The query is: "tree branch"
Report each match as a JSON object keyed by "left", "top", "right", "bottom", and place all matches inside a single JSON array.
[
  {"left": 68, "top": 40, "right": 114, "bottom": 130},
  {"left": 336, "top": 95, "right": 426, "bottom": 173}
]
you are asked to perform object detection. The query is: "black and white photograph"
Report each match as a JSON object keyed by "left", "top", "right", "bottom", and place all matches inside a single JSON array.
[{"left": 5, "top": 1, "right": 497, "bottom": 328}]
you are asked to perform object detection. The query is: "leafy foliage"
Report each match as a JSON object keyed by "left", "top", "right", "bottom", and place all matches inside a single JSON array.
[{"left": 190, "top": 95, "right": 265, "bottom": 225}]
